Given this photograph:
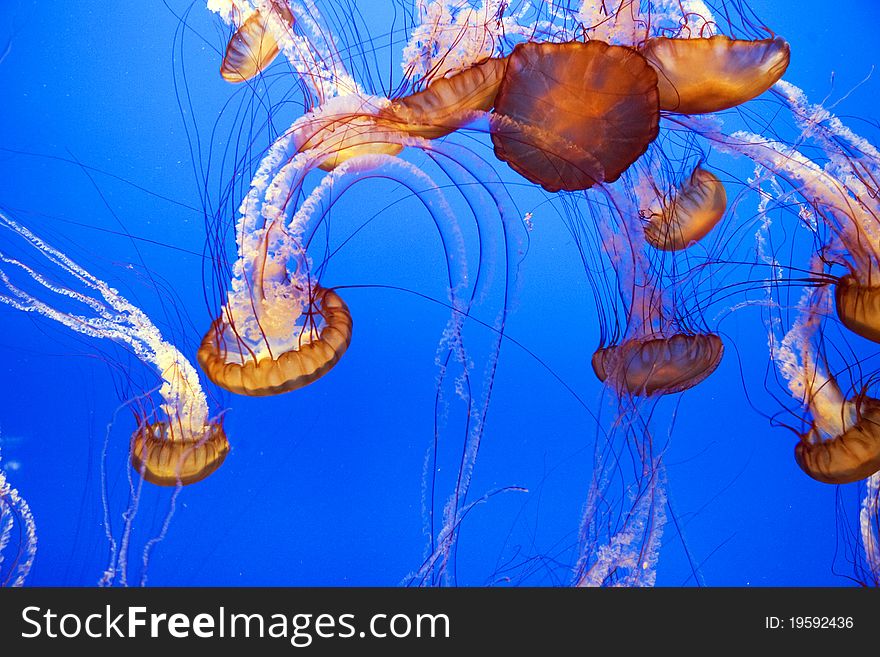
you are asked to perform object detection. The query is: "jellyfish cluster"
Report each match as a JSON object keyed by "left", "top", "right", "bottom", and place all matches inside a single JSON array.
[{"left": 2, "top": 0, "right": 880, "bottom": 586}]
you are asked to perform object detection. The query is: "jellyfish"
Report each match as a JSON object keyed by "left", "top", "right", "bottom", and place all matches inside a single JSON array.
[
  {"left": 561, "top": 142, "right": 730, "bottom": 583},
  {"left": 579, "top": 0, "right": 791, "bottom": 109},
  {"left": 0, "top": 447, "right": 36, "bottom": 587},
  {"left": 131, "top": 422, "right": 230, "bottom": 487},
  {"left": 0, "top": 212, "right": 227, "bottom": 487},
  {"left": 378, "top": 56, "right": 509, "bottom": 140},
  {"left": 201, "top": 4, "right": 401, "bottom": 398},
  {"left": 490, "top": 40, "right": 660, "bottom": 192},
  {"left": 643, "top": 166, "right": 728, "bottom": 251},
  {"left": 797, "top": 393, "right": 880, "bottom": 485},
  {"left": 640, "top": 35, "right": 790, "bottom": 114},
  {"left": 219, "top": 0, "right": 294, "bottom": 82},
  {"left": 285, "top": 55, "right": 508, "bottom": 172},
  {"left": 592, "top": 332, "right": 724, "bottom": 396},
  {"left": 197, "top": 284, "right": 352, "bottom": 396},
  {"left": 284, "top": 45, "right": 509, "bottom": 173}
]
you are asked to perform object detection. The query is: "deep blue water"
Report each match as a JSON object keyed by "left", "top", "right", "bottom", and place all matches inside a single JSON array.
[{"left": 1, "top": 0, "right": 879, "bottom": 586}]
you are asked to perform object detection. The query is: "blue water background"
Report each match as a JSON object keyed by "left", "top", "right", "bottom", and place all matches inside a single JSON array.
[{"left": 1, "top": 0, "right": 879, "bottom": 585}]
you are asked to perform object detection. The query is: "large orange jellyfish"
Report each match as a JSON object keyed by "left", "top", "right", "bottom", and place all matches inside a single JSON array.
[
  {"left": 491, "top": 40, "right": 660, "bottom": 193},
  {"left": 796, "top": 396, "right": 880, "bottom": 485},
  {"left": 0, "top": 212, "right": 226, "bottom": 487}
]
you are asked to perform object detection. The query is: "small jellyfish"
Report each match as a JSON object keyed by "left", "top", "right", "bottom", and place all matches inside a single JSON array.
[
  {"left": 220, "top": 1, "right": 294, "bottom": 82},
  {"left": 378, "top": 57, "right": 509, "bottom": 139},
  {"left": 198, "top": 285, "right": 353, "bottom": 396},
  {"left": 835, "top": 275, "right": 880, "bottom": 344},
  {"left": 0, "top": 212, "right": 225, "bottom": 486},
  {"left": 131, "top": 421, "right": 230, "bottom": 487},
  {"left": 491, "top": 40, "right": 660, "bottom": 192},
  {"left": 640, "top": 35, "right": 790, "bottom": 114},
  {"left": 643, "top": 166, "right": 727, "bottom": 251},
  {"left": 592, "top": 332, "right": 724, "bottom": 396}
]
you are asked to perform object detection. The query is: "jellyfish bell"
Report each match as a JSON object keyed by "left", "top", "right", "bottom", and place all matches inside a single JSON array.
[
  {"left": 592, "top": 332, "right": 724, "bottom": 396},
  {"left": 130, "top": 420, "right": 229, "bottom": 487},
  {"left": 198, "top": 285, "right": 352, "bottom": 396},
  {"left": 220, "top": 1, "right": 294, "bottom": 83},
  {"left": 640, "top": 35, "right": 790, "bottom": 114},
  {"left": 834, "top": 275, "right": 880, "bottom": 344},
  {"left": 795, "top": 394, "right": 880, "bottom": 485},
  {"left": 490, "top": 40, "right": 660, "bottom": 192},
  {"left": 644, "top": 166, "right": 727, "bottom": 251},
  {"left": 378, "top": 57, "right": 509, "bottom": 140}
]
